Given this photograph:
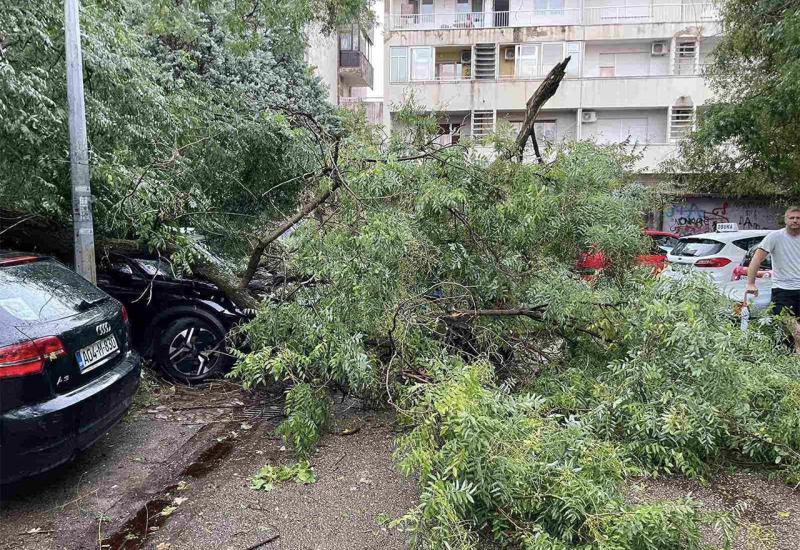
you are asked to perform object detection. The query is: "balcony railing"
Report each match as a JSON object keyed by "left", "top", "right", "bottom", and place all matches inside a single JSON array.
[
  {"left": 583, "top": 3, "right": 719, "bottom": 24},
  {"left": 389, "top": 4, "right": 718, "bottom": 30},
  {"left": 393, "top": 70, "right": 706, "bottom": 84},
  {"left": 339, "top": 50, "right": 375, "bottom": 88}
]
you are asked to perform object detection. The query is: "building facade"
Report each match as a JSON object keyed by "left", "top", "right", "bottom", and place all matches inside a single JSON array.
[
  {"left": 305, "top": 23, "right": 384, "bottom": 124},
  {"left": 382, "top": 0, "right": 722, "bottom": 178}
]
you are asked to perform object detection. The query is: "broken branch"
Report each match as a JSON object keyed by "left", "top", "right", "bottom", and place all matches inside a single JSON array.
[{"left": 504, "top": 57, "right": 571, "bottom": 163}]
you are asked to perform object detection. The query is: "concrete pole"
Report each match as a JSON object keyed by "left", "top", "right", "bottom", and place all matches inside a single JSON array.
[{"left": 65, "top": 0, "right": 96, "bottom": 283}]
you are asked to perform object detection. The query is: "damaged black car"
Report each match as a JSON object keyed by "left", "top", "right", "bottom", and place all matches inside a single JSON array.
[{"left": 96, "top": 253, "right": 255, "bottom": 384}]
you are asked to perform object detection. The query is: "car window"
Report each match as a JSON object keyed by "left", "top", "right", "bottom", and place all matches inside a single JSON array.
[
  {"left": 653, "top": 236, "right": 679, "bottom": 249},
  {"left": 0, "top": 260, "right": 107, "bottom": 324},
  {"left": 732, "top": 236, "right": 766, "bottom": 251},
  {"left": 742, "top": 245, "right": 773, "bottom": 269},
  {"left": 670, "top": 238, "right": 725, "bottom": 257}
]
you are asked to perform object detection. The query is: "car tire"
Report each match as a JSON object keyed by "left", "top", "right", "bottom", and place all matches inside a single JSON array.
[{"left": 154, "top": 315, "right": 232, "bottom": 383}]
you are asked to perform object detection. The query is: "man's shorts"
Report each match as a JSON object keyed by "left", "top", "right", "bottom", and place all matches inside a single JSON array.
[{"left": 771, "top": 288, "right": 800, "bottom": 318}]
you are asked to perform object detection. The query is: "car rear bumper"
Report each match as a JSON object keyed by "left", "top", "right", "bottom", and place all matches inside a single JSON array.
[{"left": 0, "top": 351, "right": 141, "bottom": 485}]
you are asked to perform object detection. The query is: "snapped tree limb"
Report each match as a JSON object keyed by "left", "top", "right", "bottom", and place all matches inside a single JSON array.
[{"left": 503, "top": 57, "right": 571, "bottom": 163}]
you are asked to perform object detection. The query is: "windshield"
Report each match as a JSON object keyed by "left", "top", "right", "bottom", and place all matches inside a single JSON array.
[
  {"left": 670, "top": 238, "right": 725, "bottom": 258},
  {"left": 0, "top": 260, "right": 108, "bottom": 325}
]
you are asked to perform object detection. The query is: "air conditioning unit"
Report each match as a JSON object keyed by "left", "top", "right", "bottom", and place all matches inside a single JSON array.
[
  {"left": 651, "top": 41, "right": 668, "bottom": 56},
  {"left": 504, "top": 48, "right": 515, "bottom": 60},
  {"left": 460, "top": 50, "right": 472, "bottom": 64},
  {"left": 581, "top": 111, "right": 597, "bottom": 123}
]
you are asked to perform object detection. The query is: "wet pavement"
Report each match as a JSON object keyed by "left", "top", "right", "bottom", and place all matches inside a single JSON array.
[
  {"left": 0, "top": 374, "right": 417, "bottom": 550},
  {"left": 0, "top": 373, "right": 277, "bottom": 550}
]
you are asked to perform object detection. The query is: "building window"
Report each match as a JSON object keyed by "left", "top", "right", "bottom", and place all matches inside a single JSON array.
[
  {"left": 594, "top": 118, "right": 649, "bottom": 144},
  {"left": 437, "top": 122, "right": 462, "bottom": 145},
  {"left": 390, "top": 47, "right": 408, "bottom": 82},
  {"left": 598, "top": 51, "right": 651, "bottom": 77},
  {"left": 471, "top": 110, "right": 495, "bottom": 137},
  {"left": 599, "top": 53, "right": 615, "bottom": 77},
  {"left": 516, "top": 44, "right": 540, "bottom": 78},
  {"left": 674, "top": 40, "right": 698, "bottom": 75},
  {"left": 541, "top": 43, "right": 564, "bottom": 72},
  {"left": 669, "top": 106, "right": 694, "bottom": 141},
  {"left": 566, "top": 42, "right": 581, "bottom": 76},
  {"left": 535, "top": 0, "right": 564, "bottom": 14},
  {"left": 534, "top": 120, "right": 557, "bottom": 143},
  {"left": 411, "top": 46, "right": 434, "bottom": 81},
  {"left": 514, "top": 43, "right": 567, "bottom": 78}
]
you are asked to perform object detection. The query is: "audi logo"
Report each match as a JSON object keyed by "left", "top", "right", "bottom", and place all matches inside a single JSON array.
[{"left": 96, "top": 322, "right": 112, "bottom": 336}]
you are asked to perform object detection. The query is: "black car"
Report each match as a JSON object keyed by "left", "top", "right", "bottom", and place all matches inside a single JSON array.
[
  {"left": 0, "top": 252, "right": 141, "bottom": 485},
  {"left": 97, "top": 253, "right": 251, "bottom": 383}
]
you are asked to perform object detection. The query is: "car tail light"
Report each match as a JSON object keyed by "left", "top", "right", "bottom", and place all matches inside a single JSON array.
[
  {"left": 0, "top": 255, "right": 39, "bottom": 267},
  {"left": 695, "top": 257, "right": 732, "bottom": 268},
  {"left": 0, "top": 336, "right": 66, "bottom": 379},
  {"left": 731, "top": 266, "right": 748, "bottom": 280},
  {"left": 121, "top": 305, "right": 129, "bottom": 325}
]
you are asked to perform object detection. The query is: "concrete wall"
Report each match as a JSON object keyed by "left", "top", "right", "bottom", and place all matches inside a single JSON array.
[
  {"left": 305, "top": 25, "right": 340, "bottom": 103},
  {"left": 661, "top": 199, "right": 784, "bottom": 235}
]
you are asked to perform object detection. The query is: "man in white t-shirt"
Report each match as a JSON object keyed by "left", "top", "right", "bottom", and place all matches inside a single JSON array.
[{"left": 747, "top": 206, "right": 800, "bottom": 352}]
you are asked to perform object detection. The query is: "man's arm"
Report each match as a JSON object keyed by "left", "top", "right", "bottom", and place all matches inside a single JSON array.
[{"left": 746, "top": 248, "right": 769, "bottom": 295}]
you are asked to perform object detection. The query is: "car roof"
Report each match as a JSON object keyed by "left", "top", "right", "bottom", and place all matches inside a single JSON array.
[{"left": 678, "top": 229, "right": 773, "bottom": 242}]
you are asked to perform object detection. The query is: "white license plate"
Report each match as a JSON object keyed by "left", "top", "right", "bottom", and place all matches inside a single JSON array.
[{"left": 76, "top": 335, "right": 119, "bottom": 372}]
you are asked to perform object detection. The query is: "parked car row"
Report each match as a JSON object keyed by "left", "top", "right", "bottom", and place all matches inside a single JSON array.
[
  {"left": 0, "top": 248, "right": 262, "bottom": 485},
  {"left": 576, "top": 223, "right": 777, "bottom": 312},
  {"left": 0, "top": 225, "right": 782, "bottom": 484},
  {"left": 576, "top": 229, "right": 681, "bottom": 277}
]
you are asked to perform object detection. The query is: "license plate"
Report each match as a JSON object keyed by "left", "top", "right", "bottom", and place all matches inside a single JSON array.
[{"left": 76, "top": 335, "right": 119, "bottom": 372}]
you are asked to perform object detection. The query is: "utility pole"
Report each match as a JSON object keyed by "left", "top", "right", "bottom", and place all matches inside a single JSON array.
[{"left": 65, "top": 0, "right": 96, "bottom": 283}]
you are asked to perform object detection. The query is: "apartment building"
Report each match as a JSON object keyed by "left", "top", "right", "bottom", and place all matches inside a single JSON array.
[
  {"left": 382, "top": 0, "right": 722, "bottom": 179},
  {"left": 306, "top": 22, "right": 383, "bottom": 123}
]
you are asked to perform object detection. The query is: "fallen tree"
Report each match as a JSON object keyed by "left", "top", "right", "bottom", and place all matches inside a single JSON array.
[{"left": 227, "top": 104, "right": 800, "bottom": 548}]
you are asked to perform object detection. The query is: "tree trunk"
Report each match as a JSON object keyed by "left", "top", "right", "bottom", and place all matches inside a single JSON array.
[{"left": 503, "top": 57, "right": 571, "bottom": 162}]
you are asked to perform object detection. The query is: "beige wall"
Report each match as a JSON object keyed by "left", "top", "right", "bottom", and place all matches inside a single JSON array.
[{"left": 305, "top": 25, "right": 339, "bottom": 103}]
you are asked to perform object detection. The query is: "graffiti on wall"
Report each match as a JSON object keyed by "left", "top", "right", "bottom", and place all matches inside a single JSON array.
[{"left": 663, "top": 200, "right": 782, "bottom": 236}]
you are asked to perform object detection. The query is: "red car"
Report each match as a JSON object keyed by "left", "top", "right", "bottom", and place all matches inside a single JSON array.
[{"left": 576, "top": 229, "right": 681, "bottom": 277}]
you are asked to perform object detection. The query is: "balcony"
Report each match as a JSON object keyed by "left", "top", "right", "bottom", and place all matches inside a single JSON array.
[
  {"left": 583, "top": 3, "right": 719, "bottom": 25},
  {"left": 339, "top": 50, "right": 374, "bottom": 88},
  {"left": 388, "top": 4, "right": 718, "bottom": 30},
  {"left": 388, "top": 74, "right": 709, "bottom": 113}
]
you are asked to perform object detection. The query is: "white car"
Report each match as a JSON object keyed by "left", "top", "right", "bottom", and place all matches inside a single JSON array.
[
  {"left": 722, "top": 244, "right": 773, "bottom": 311},
  {"left": 663, "top": 225, "right": 773, "bottom": 287}
]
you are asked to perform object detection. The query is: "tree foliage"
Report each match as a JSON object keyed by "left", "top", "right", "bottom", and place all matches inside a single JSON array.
[
  {"left": 0, "top": 0, "right": 369, "bottom": 259},
  {"left": 230, "top": 111, "right": 800, "bottom": 547},
  {"left": 672, "top": 0, "right": 800, "bottom": 196}
]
